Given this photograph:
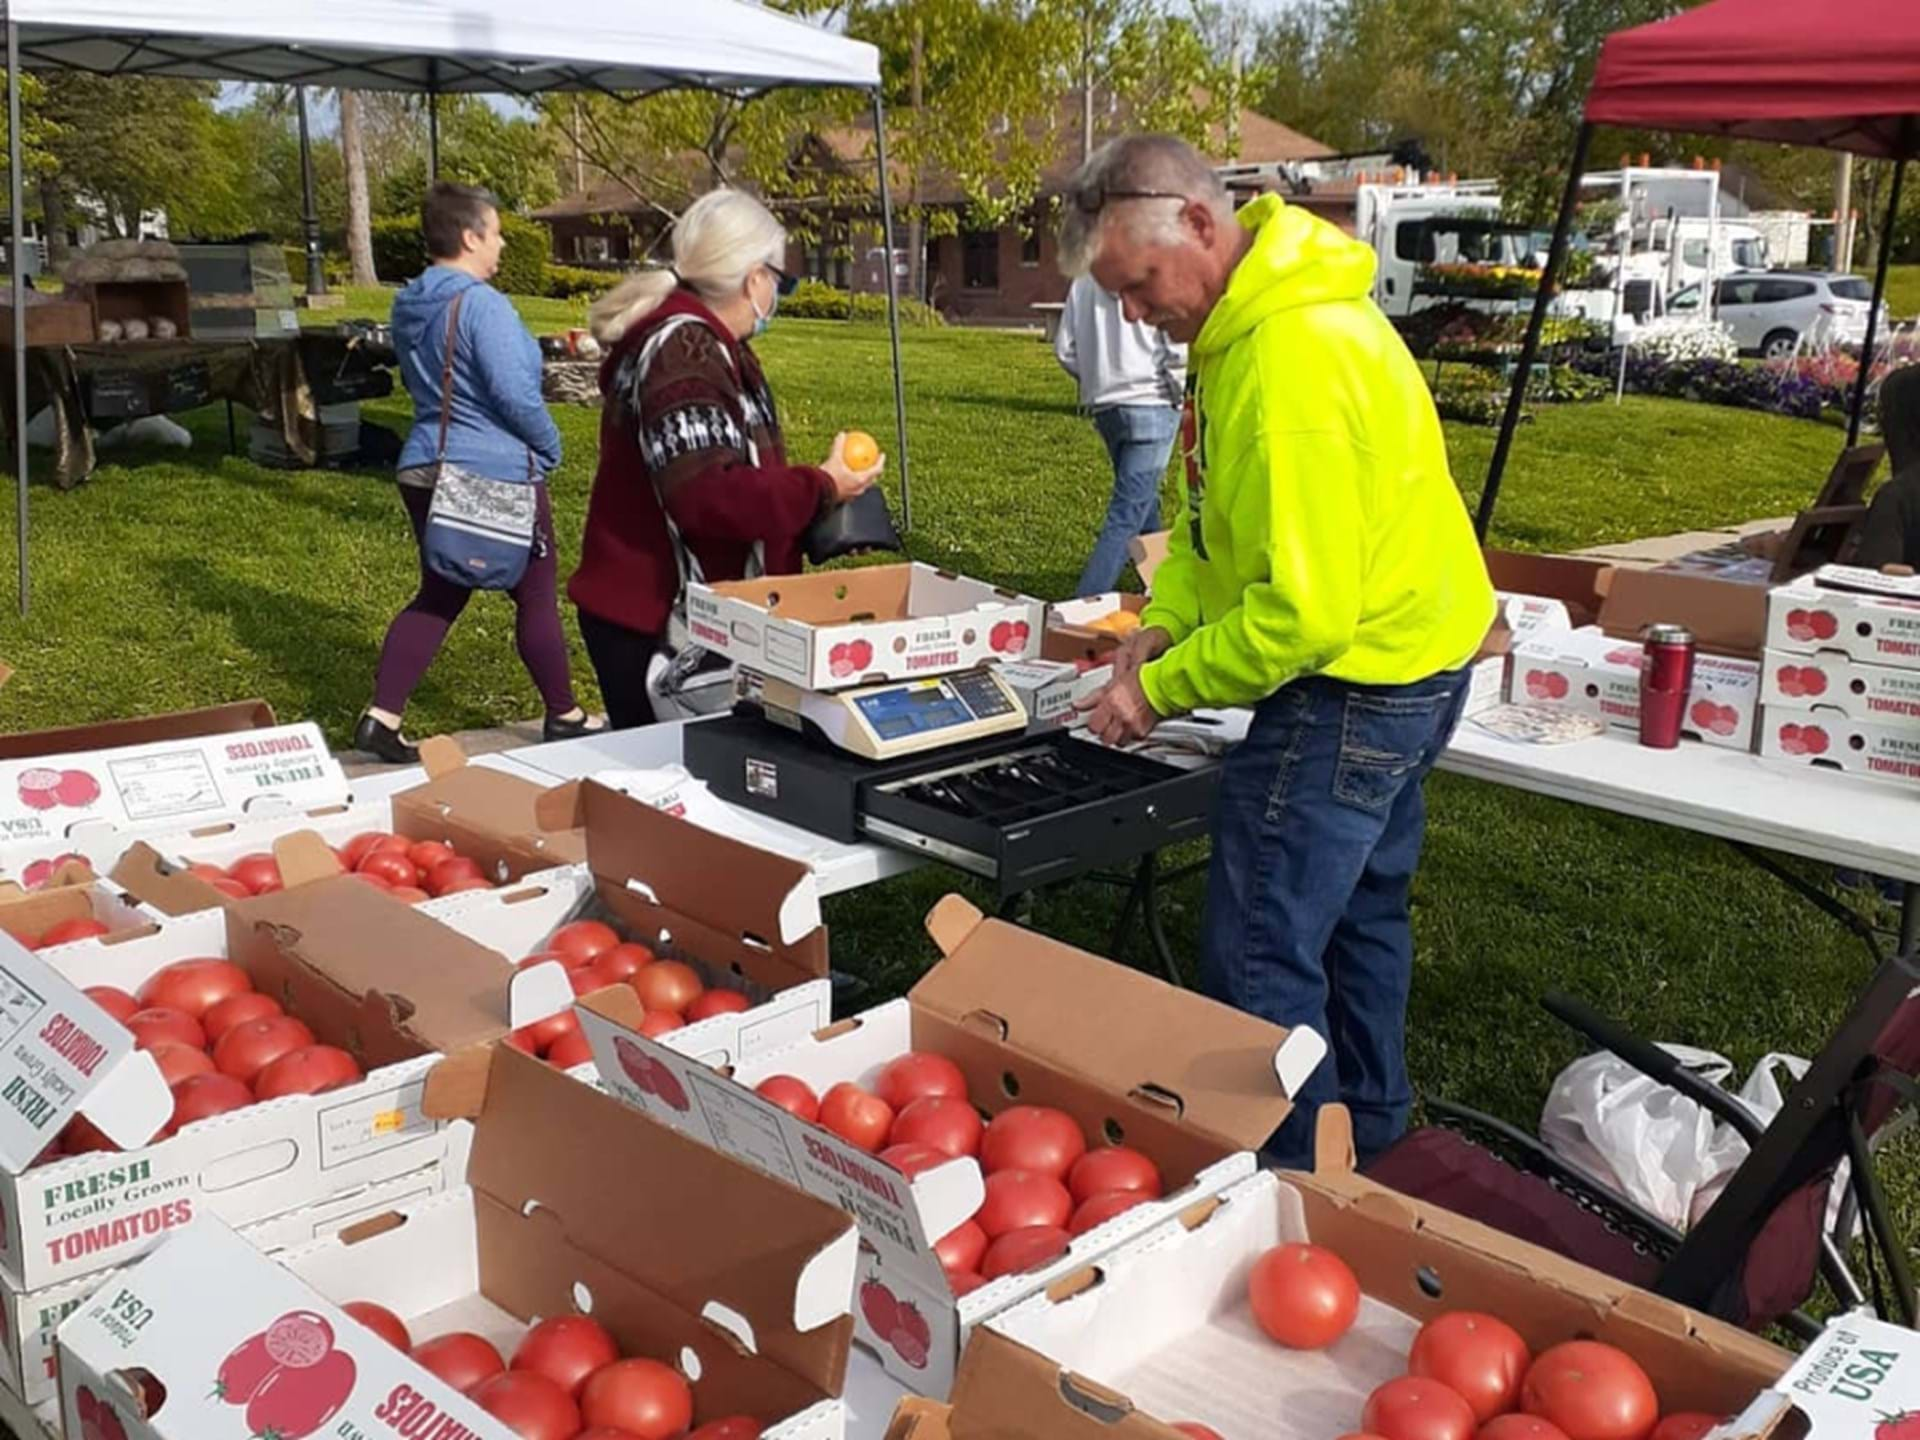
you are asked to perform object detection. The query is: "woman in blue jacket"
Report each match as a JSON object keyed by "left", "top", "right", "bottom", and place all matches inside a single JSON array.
[{"left": 357, "top": 182, "right": 599, "bottom": 762}]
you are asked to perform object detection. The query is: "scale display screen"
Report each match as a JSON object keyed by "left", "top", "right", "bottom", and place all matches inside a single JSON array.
[{"left": 851, "top": 681, "right": 975, "bottom": 742}]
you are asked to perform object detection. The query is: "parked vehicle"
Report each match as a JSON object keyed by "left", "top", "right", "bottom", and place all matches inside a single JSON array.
[{"left": 1667, "top": 270, "right": 1889, "bottom": 358}]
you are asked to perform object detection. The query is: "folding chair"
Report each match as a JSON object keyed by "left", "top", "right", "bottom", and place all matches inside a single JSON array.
[{"left": 1365, "top": 950, "right": 1920, "bottom": 1341}]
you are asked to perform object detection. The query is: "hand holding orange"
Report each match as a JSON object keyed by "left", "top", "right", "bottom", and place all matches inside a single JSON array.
[{"left": 842, "top": 430, "right": 881, "bottom": 472}]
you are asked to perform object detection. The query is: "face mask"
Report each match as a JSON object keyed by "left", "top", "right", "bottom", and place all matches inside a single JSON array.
[{"left": 749, "top": 281, "right": 778, "bottom": 337}]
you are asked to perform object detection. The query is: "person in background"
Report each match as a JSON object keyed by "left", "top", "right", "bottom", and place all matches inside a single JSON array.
[
  {"left": 568, "top": 188, "right": 882, "bottom": 729},
  {"left": 1063, "top": 136, "right": 1495, "bottom": 1167},
  {"left": 1854, "top": 364, "right": 1920, "bottom": 571},
  {"left": 1054, "top": 273, "right": 1186, "bottom": 596},
  {"left": 357, "top": 182, "right": 598, "bottom": 763}
]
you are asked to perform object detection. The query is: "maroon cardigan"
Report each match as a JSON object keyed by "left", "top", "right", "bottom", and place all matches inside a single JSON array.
[{"left": 567, "top": 289, "right": 833, "bottom": 636}]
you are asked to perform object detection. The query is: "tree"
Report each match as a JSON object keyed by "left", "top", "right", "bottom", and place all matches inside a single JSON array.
[
  {"left": 376, "top": 98, "right": 560, "bottom": 220},
  {"left": 339, "top": 89, "right": 377, "bottom": 286}
]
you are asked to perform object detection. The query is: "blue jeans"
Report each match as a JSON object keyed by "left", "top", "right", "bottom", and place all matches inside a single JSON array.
[
  {"left": 1201, "top": 669, "right": 1469, "bottom": 1169},
  {"left": 1078, "top": 404, "right": 1178, "bottom": 596}
]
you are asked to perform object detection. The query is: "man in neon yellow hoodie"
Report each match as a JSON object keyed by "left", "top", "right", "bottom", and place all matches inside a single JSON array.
[{"left": 1064, "top": 136, "right": 1495, "bottom": 1166}]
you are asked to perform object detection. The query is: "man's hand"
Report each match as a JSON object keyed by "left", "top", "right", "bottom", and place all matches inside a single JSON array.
[
  {"left": 1109, "top": 624, "right": 1174, "bottom": 685},
  {"left": 1077, "top": 668, "right": 1166, "bottom": 746}
]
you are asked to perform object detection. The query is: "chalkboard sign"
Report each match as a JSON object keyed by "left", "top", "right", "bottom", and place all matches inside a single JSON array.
[
  {"left": 163, "top": 361, "right": 212, "bottom": 411},
  {"left": 82, "top": 370, "right": 149, "bottom": 421}
]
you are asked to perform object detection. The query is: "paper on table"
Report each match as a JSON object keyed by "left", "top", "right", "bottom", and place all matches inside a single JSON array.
[
  {"left": 595, "top": 765, "right": 820, "bottom": 857},
  {"left": 1471, "top": 705, "right": 1609, "bottom": 746}
]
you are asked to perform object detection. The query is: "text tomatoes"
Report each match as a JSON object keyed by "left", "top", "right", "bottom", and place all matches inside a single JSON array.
[
  {"left": 754, "top": 1075, "right": 820, "bottom": 1122},
  {"left": 166, "top": 1073, "right": 254, "bottom": 1136},
  {"left": 980, "top": 1106, "right": 1086, "bottom": 1179},
  {"left": 511, "top": 1315, "right": 620, "bottom": 1397},
  {"left": 980, "top": 1224, "right": 1072, "bottom": 1279},
  {"left": 819, "top": 1082, "right": 894, "bottom": 1152},
  {"left": 875, "top": 1051, "right": 970, "bottom": 1110},
  {"left": 410, "top": 1332, "right": 504, "bottom": 1392},
  {"left": 889, "top": 1096, "right": 984, "bottom": 1158},
  {"left": 934, "top": 1219, "right": 988, "bottom": 1275},
  {"left": 342, "top": 1301, "right": 411, "bottom": 1350},
  {"left": 631, "top": 960, "right": 704, "bottom": 1014},
  {"left": 1068, "top": 1190, "right": 1150, "bottom": 1235},
  {"left": 549, "top": 920, "right": 621, "bottom": 964},
  {"left": 215, "top": 1015, "right": 317, "bottom": 1084},
  {"left": 1066, "top": 1146, "right": 1163, "bottom": 1205},
  {"left": 137, "top": 958, "right": 252, "bottom": 1018},
  {"left": 204, "top": 991, "right": 284, "bottom": 1043},
  {"left": 1522, "top": 1343, "right": 1660, "bottom": 1440},
  {"left": 1648, "top": 1418, "right": 1720, "bottom": 1440},
  {"left": 1247, "top": 1243, "right": 1360, "bottom": 1349},
  {"left": 470, "top": 1370, "right": 582, "bottom": 1440},
  {"left": 687, "top": 988, "right": 751, "bottom": 1021},
  {"left": 84, "top": 985, "right": 139, "bottom": 1023},
  {"left": 976, "top": 1169, "right": 1073, "bottom": 1238},
  {"left": 255, "top": 1045, "right": 363, "bottom": 1099},
  {"left": 1409, "top": 1311, "right": 1531, "bottom": 1423},
  {"left": 579, "top": 1357, "right": 694, "bottom": 1440},
  {"left": 356, "top": 849, "right": 418, "bottom": 889},
  {"left": 127, "top": 1007, "right": 207, "bottom": 1053},
  {"left": 1363, "top": 1377, "right": 1478, "bottom": 1440}
]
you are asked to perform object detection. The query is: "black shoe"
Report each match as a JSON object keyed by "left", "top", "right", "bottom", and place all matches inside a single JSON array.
[
  {"left": 543, "top": 711, "right": 606, "bottom": 743},
  {"left": 354, "top": 712, "right": 420, "bottom": 765}
]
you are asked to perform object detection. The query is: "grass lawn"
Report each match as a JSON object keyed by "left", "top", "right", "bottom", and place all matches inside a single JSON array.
[
  {"left": 7, "top": 306, "right": 1909, "bottom": 1273},
  {"left": 1879, "top": 264, "right": 1920, "bottom": 321}
]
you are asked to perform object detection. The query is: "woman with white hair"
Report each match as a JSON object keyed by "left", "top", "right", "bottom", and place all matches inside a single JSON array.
[{"left": 567, "top": 188, "right": 882, "bottom": 727}]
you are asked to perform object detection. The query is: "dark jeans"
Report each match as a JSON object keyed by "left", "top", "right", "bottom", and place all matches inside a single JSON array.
[
  {"left": 1077, "top": 404, "right": 1178, "bottom": 596},
  {"left": 1201, "top": 668, "right": 1470, "bottom": 1169},
  {"left": 372, "top": 482, "right": 575, "bottom": 717},
  {"left": 577, "top": 609, "right": 660, "bottom": 730}
]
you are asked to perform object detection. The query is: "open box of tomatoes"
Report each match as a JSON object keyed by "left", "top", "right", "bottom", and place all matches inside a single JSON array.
[
  {"left": 50, "top": 1041, "right": 864, "bottom": 1440},
  {"left": 0, "top": 865, "right": 160, "bottom": 952},
  {"left": 573, "top": 894, "right": 1325, "bottom": 1400},
  {"left": 952, "top": 1113, "right": 1793, "bottom": 1440}
]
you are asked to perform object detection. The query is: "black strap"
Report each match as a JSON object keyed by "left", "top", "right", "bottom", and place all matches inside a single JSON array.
[{"left": 433, "top": 290, "right": 466, "bottom": 464}]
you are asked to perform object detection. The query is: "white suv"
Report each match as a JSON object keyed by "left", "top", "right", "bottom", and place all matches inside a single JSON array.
[{"left": 1667, "top": 270, "right": 1890, "bottom": 359}]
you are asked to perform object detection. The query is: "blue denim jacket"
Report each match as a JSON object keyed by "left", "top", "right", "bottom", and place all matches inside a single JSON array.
[{"left": 393, "top": 266, "right": 561, "bottom": 482}]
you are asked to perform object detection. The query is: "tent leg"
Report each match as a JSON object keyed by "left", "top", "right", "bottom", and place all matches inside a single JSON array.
[
  {"left": 427, "top": 71, "right": 440, "bottom": 184},
  {"left": 1475, "top": 122, "right": 1593, "bottom": 542},
  {"left": 296, "top": 87, "right": 327, "bottom": 297},
  {"left": 9, "top": 20, "right": 26, "bottom": 616},
  {"left": 871, "top": 91, "right": 912, "bottom": 533},
  {"left": 1847, "top": 146, "right": 1908, "bottom": 447}
]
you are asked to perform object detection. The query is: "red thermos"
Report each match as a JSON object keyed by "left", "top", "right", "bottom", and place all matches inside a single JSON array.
[{"left": 1639, "top": 623, "right": 1695, "bottom": 749}]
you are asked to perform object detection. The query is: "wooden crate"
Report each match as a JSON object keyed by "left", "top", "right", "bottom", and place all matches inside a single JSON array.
[
  {"left": 80, "top": 280, "right": 192, "bottom": 341},
  {"left": 0, "top": 296, "right": 94, "bottom": 347}
]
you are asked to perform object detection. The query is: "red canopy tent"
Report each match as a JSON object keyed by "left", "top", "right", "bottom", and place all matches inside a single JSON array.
[{"left": 1477, "top": 0, "right": 1920, "bottom": 536}]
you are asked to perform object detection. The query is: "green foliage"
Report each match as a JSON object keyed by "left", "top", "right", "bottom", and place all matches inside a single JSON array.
[
  {"left": 372, "top": 97, "right": 560, "bottom": 220},
  {"left": 281, "top": 247, "right": 353, "bottom": 288},
  {"left": 546, "top": 264, "right": 620, "bottom": 300},
  {"left": 369, "top": 216, "right": 426, "bottom": 284},
  {"left": 494, "top": 215, "right": 550, "bottom": 297},
  {"left": 779, "top": 279, "right": 945, "bottom": 327}
]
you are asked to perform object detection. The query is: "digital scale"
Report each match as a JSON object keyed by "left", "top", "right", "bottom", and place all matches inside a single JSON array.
[{"left": 745, "top": 668, "right": 1029, "bottom": 761}]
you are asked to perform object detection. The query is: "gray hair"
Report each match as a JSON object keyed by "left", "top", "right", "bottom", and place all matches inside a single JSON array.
[{"left": 1057, "top": 135, "right": 1233, "bottom": 276}]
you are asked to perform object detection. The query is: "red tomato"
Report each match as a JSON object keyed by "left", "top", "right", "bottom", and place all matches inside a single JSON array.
[
  {"left": 137, "top": 958, "right": 253, "bottom": 1019},
  {"left": 60, "top": 1114, "right": 118, "bottom": 1155},
  {"left": 549, "top": 920, "right": 620, "bottom": 964},
  {"left": 166, "top": 1072, "right": 254, "bottom": 1136},
  {"left": 38, "top": 917, "right": 111, "bottom": 946},
  {"left": 588, "top": 942, "right": 653, "bottom": 985},
  {"left": 1521, "top": 1344, "right": 1659, "bottom": 1440},
  {"left": 1409, "top": 1311, "right": 1531, "bottom": 1423},
  {"left": 976, "top": 1169, "right": 1073, "bottom": 1238},
  {"left": 349, "top": 871, "right": 393, "bottom": 892},
  {"left": 228, "top": 854, "right": 285, "bottom": 896},
  {"left": 426, "top": 855, "right": 487, "bottom": 895},
  {"left": 1363, "top": 1377, "right": 1478, "bottom": 1440},
  {"left": 406, "top": 840, "right": 457, "bottom": 876},
  {"left": 755, "top": 1075, "right": 820, "bottom": 1122},
  {"left": 150, "top": 1043, "right": 215, "bottom": 1087},
  {"left": 470, "top": 1371, "right": 581, "bottom": 1440},
  {"left": 214, "top": 1015, "right": 316, "bottom": 1084},
  {"left": 203, "top": 992, "right": 283, "bottom": 1043},
  {"left": 127, "top": 1007, "right": 207, "bottom": 1053},
  {"left": 209, "top": 876, "right": 253, "bottom": 900},
  {"left": 1066, "top": 1146, "right": 1163, "bottom": 1205},
  {"left": 638, "top": 1011, "right": 683, "bottom": 1039},
  {"left": 186, "top": 861, "right": 230, "bottom": 883},
  {"left": 687, "top": 988, "right": 751, "bottom": 1021},
  {"left": 569, "top": 968, "right": 607, "bottom": 997},
  {"left": 506, "top": 1027, "right": 541, "bottom": 1055},
  {"left": 687, "top": 1418, "right": 763, "bottom": 1440},
  {"left": 879, "top": 1142, "right": 950, "bottom": 1177},
  {"left": 1648, "top": 1418, "right": 1720, "bottom": 1440},
  {"left": 579, "top": 1358, "right": 694, "bottom": 1440},
  {"left": 340, "top": 831, "right": 396, "bottom": 869},
  {"left": 214, "top": 1330, "right": 280, "bottom": 1403},
  {"left": 934, "top": 1219, "right": 988, "bottom": 1274},
  {"left": 980, "top": 1225, "right": 1072, "bottom": 1279},
  {"left": 410, "top": 1332, "right": 504, "bottom": 1392},
  {"left": 546, "top": 1030, "right": 594, "bottom": 1068},
  {"left": 511, "top": 1315, "right": 620, "bottom": 1397},
  {"left": 356, "top": 850, "right": 418, "bottom": 889},
  {"left": 889, "top": 1096, "right": 984, "bottom": 1159},
  {"left": 1481, "top": 1419, "right": 1573, "bottom": 1440},
  {"left": 819, "top": 1082, "right": 894, "bottom": 1152},
  {"left": 84, "top": 986, "right": 139, "bottom": 1024},
  {"left": 875, "top": 1051, "right": 970, "bottom": 1110},
  {"left": 1173, "top": 1427, "right": 1224, "bottom": 1440},
  {"left": 948, "top": 1270, "right": 986, "bottom": 1297},
  {"left": 523, "top": 1008, "right": 580, "bottom": 1054},
  {"left": 255, "top": 1045, "right": 363, "bottom": 1099},
  {"left": 343, "top": 1301, "right": 411, "bottom": 1350},
  {"left": 389, "top": 886, "right": 431, "bottom": 904},
  {"left": 1247, "top": 1242, "right": 1360, "bottom": 1349},
  {"left": 980, "top": 1106, "right": 1086, "bottom": 1179},
  {"left": 1068, "top": 1190, "right": 1150, "bottom": 1235},
  {"left": 245, "top": 1348, "right": 357, "bottom": 1440},
  {"left": 631, "top": 960, "right": 704, "bottom": 1014}
]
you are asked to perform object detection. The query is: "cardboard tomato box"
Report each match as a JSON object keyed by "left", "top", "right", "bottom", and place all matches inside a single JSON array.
[
  {"left": 258, "top": 1041, "right": 860, "bottom": 1440},
  {"left": 1510, "top": 628, "right": 1761, "bottom": 749},
  {"left": 577, "top": 894, "right": 1324, "bottom": 1399},
  {"left": 1761, "top": 646, "right": 1920, "bottom": 726},
  {"left": 1042, "top": 594, "right": 1150, "bottom": 666},
  {"left": 0, "top": 871, "right": 160, "bottom": 952},
  {"left": 958, "top": 1115, "right": 1789, "bottom": 1440},
  {"left": 1757, "top": 709, "right": 1920, "bottom": 787},
  {"left": 1768, "top": 566, "right": 1920, "bottom": 670},
  {"left": 0, "top": 1164, "right": 452, "bottom": 1409},
  {"left": 687, "top": 563, "right": 1044, "bottom": 691}
]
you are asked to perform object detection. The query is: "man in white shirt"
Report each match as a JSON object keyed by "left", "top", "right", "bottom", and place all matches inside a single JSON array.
[{"left": 1054, "top": 273, "right": 1188, "bottom": 595}]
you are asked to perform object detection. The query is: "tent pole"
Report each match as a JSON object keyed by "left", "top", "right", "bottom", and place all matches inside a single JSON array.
[
  {"left": 1476, "top": 122, "right": 1593, "bottom": 542},
  {"left": 295, "top": 87, "right": 327, "bottom": 297},
  {"left": 427, "top": 65, "right": 440, "bottom": 184},
  {"left": 9, "top": 19, "right": 26, "bottom": 615},
  {"left": 1847, "top": 140, "right": 1908, "bottom": 448},
  {"left": 871, "top": 89, "right": 912, "bottom": 533}
]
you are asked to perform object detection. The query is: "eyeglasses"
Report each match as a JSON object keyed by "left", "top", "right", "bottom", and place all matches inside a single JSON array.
[
  {"left": 1071, "top": 187, "right": 1188, "bottom": 216},
  {"left": 769, "top": 264, "right": 799, "bottom": 298}
]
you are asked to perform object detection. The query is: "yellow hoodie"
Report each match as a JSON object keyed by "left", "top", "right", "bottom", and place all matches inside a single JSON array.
[{"left": 1138, "top": 195, "right": 1495, "bottom": 715}]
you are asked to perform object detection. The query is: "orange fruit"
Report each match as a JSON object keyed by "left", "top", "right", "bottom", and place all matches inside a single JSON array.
[{"left": 842, "top": 430, "right": 880, "bottom": 471}]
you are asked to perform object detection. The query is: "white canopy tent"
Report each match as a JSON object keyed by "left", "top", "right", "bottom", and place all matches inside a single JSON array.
[{"left": 6, "top": 0, "right": 908, "bottom": 613}]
